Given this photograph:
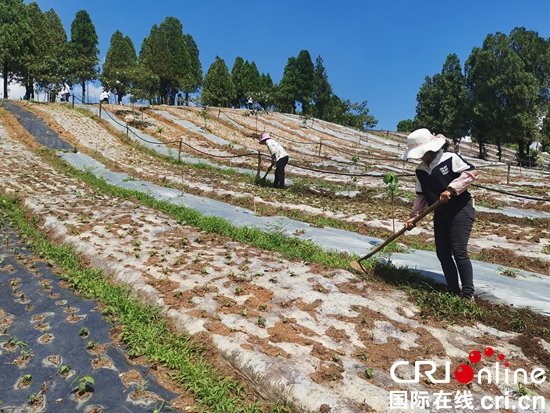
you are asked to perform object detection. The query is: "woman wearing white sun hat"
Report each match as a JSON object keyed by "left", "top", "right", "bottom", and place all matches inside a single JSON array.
[{"left": 403, "top": 128, "right": 478, "bottom": 300}]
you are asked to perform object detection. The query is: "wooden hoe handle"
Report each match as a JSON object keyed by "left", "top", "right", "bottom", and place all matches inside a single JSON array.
[{"left": 357, "top": 199, "right": 443, "bottom": 262}]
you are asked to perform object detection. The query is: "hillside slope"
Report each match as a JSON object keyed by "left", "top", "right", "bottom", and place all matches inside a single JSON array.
[{"left": 1, "top": 100, "right": 550, "bottom": 412}]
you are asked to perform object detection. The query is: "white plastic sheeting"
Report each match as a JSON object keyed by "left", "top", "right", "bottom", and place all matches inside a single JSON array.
[{"left": 59, "top": 150, "right": 550, "bottom": 316}]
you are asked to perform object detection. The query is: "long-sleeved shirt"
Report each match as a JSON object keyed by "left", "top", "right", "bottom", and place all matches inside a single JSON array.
[{"left": 265, "top": 139, "right": 289, "bottom": 162}]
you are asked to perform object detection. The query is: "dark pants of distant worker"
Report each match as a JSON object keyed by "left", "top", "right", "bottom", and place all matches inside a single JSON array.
[
  {"left": 434, "top": 201, "right": 475, "bottom": 299},
  {"left": 273, "top": 156, "right": 289, "bottom": 189}
]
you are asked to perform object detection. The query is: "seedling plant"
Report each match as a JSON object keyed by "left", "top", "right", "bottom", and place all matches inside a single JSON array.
[
  {"left": 71, "top": 375, "right": 95, "bottom": 395},
  {"left": 383, "top": 172, "right": 399, "bottom": 233}
]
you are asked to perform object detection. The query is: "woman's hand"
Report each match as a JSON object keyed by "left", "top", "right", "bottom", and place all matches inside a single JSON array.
[
  {"left": 405, "top": 218, "right": 416, "bottom": 231},
  {"left": 439, "top": 188, "right": 455, "bottom": 203}
]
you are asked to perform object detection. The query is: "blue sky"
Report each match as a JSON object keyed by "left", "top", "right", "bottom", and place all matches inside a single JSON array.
[{"left": 6, "top": 1, "right": 550, "bottom": 130}]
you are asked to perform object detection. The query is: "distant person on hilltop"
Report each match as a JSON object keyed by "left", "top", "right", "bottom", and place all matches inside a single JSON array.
[
  {"left": 403, "top": 128, "right": 478, "bottom": 300},
  {"left": 100, "top": 89, "right": 109, "bottom": 104},
  {"left": 61, "top": 81, "right": 71, "bottom": 102},
  {"left": 259, "top": 133, "right": 289, "bottom": 189}
]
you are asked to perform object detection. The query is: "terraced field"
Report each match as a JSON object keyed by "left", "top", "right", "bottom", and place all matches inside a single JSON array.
[{"left": 1, "top": 100, "right": 550, "bottom": 413}]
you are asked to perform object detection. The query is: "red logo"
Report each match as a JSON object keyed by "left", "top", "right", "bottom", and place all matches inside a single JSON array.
[{"left": 454, "top": 346, "right": 508, "bottom": 384}]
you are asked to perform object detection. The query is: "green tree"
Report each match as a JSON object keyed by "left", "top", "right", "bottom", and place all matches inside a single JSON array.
[
  {"left": 21, "top": 2, "right": 46, "bottom": 100},
  {"left": 277, "top": 56, "right": 299, "bottom": 113},
  {"left": 201, "top": 55, "right": 235, "bottom": 107},
  {"left": 277, "top": 50, "right": 315, "bottom": 114},
  {"left": 158, "top": 17, "right": 190, "bottom": 105},
  {"left": 508, "top": 27, "right": 550, "bottom": 158},
  {"left": 415, "top": 54, "right": 469, "bottom": 143},
  {"left": 181, "top": 34, "right": 202, "bottom": 106},
  {"left": 538, "top": 107, "right": 550, "bottom": 152},
  {"left": 256, "top": 73, "right": 274, "bottom": 110},
  {"left": 324, "top": 94, "right": 346, "bottom": 125},
  {"left": 295, "top": 50, "right": 315, "bottom": 114},
  {"left": 347, "top": 100, "right": 377, "bottom": 130},
  {"left": 509, "top": 27, "right": 550, "bottom": 106},
  {"left": 322, "top": 95, "right": 377, "bottom": 130},
  {"left": 438, "top": 54, "right": 469, "bottom": 143},
  {"left": 313, "top": 55, "right": 332, "bottom": 120},
  {"left": 465, "top": 32, "right": 539, "bottom": 162},
  {"left": 231, "top": 58, "right": 261, "bottom": 108},
  {"left": 100, "top": 30, "right": 137, "bottom": 104},
  {"left": 42, "top": 9, "right": 69, "bottom": 100},
  {"left": 464, "top": 46, "right": 493, "bottom": 159},
  {"left": 68, "top": 10, "right": 99, "bottom": 102},
  {"left": 0, "top": 0, "right": 31, "bottom": 98},
  {"left": 244, "top": 61, "right": 261, "bottom": 100},
  {"left": 397, "top": 119, "right": 414, "bottom": 132},
  {"left": 139, "top": 17, "right": 190, "bottom": 105},
  {"left": 127, "top": 66, "right": 159, "bottom": 107},
  {"left": 18, "top": 6, "right": 68, "bottom": 102},
  {"left": 138, "top": 24, "right": 165, "bottom": 103},
  {"left": 230, "top": 56, "right": 246, "bottom": 108},
  {"left": 413, "top": 74, "right": 439, "bottom": 130}
]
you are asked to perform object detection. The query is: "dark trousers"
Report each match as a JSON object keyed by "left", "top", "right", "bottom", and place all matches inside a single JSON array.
[
  {"left": 433, "top": 202, "right": 475, "bottom": 298},
  {"left": 273, "top": 156, "right": 289, "bottom": 188}
]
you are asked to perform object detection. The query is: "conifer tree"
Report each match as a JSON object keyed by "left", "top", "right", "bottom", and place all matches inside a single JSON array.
[
  {"left": 231, "top": 57, "right": 261, "bottom": 108},
  {"left": 415, "top": 54, "right": 469, "bottom": 144},
  {"left": 44, "top": 9, "right": 69, "bottom": 93},
  {"left": 465, "top": 32, "right": 539, "bottom": 161},
  {"left": 139, "top": 17, "right": 190, "bottom": 105},
  {"left": 202, "top": 56, "right": 235, "bottom": 107},
  {"left": 313, "top": 55, "right": 332, "bottom": 120},
  {"left": 181, "top": 34, "right": 202, "bottom": 106},
  {"left": 278, "top": 50, "right": 315, "bottom": 114},
  {"left": 101, "top": 30, "right": 137, "bottom": 104},
  {"left": 231, "top": 56, "right": 246, "bottom": 108},
  {"left": 22, "top": 2, "right": 47, "bottom": 100},
  {"left": 277, "top": 56, "right": 299, "bottom": 113},
  {"left": 295, "top": 50, "right": 314, "bottom": 115},
  {"left": 22, "top": 4, "right": 68, "bottom": 101},
  {"left": 69, "top": 10, "right": 99, "bottom": 102},
  {"left": 0, "top": 0, "right": 31, "bottom": 98}
]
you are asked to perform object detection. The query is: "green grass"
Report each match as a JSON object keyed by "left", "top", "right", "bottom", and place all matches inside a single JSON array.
[
  {"left": 409, "top": 287, "right": 483, "bottom": 321},
  {"left": 370, "top": 260, "right": 484, "bottom": 322}
]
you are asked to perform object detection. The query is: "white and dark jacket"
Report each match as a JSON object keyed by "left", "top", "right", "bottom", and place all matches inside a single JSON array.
[{"left": 411, "top": 150, "right": 476, "bottom": 220}]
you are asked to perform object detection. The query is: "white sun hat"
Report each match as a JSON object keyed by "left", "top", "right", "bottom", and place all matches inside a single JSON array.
[{"left": 402, "top": 128, "right": 446, "bottom": 160}]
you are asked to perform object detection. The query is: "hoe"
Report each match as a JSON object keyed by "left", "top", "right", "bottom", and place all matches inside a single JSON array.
[
  {"left": 258, "top": 163, "right": 274, "bottom": 185},
  {"left": 350, "top": 199, "right": 443, "bottom": 273}
]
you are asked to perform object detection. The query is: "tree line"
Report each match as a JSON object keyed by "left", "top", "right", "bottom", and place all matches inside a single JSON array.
[
  {"left": 397, "top": 27, "right": 550, "bottom": 164},
  {"left": 0, "top": 0, "right": 377, "bottom": 132}
]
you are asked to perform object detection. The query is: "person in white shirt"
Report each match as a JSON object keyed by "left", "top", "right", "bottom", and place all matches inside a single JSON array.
[
  {"left": 100, "top": 89, "right": 109, "bottom": 104},
  {"left": 259, "top": 133, "right": 289, "bottom": 189},
  {"left": 62, "top": 81, "right": 71, "bottom": 102}
]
